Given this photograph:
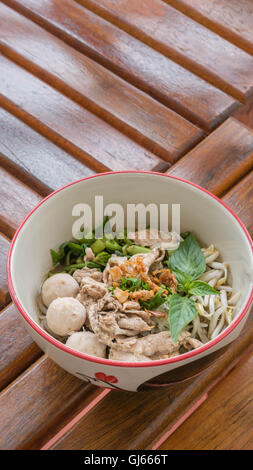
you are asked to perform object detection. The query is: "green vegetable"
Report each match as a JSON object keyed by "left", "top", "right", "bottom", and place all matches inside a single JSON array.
[
  {"left": 127, "top": 245, "right": 151, "bottom": 256},
  {"left": 50, "top": 249, "right": 61, "bottom": 266},
  {"left": 141, "top": 289, "right": 168, "bottom": 310},
  {"left": 105, "top": 240, "right": 122, "bottom": 253},
  {"left": 64, "top": 262, "right": 86, "bottom": 272},
  {"left": 160, "top": 234, "right": 219, "bottom": 341},
  {"left": 119, "top": 277, "right": 150, "bottom": 292},
  {"left": 180, "top": 231, "right": 191, "bottom": 239},
  {"left": 169, "top": 233, "right": 206, "bottom": 281},
  {"left": 78, "top": 232, "right": 95, "bottom": 245},
  {"left": 167, "top": 294, "right": 198, "bottom": 343},
  {"left": 91, "top": 239, "right": 106, "bottom": 255},
  {"left": 67, "top": 242, "right": 84, "bottom": 254},
  {"left": 93, "top": 251, "right": 111, "bottom": 267},
  {"left": 187, "top": 280, "right": 219, "bottom": 296}
]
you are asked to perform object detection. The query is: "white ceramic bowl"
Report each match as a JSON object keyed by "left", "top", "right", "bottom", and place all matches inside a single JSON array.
[{"left": 7, "top": 172, "right": 253, "bottom": 391}]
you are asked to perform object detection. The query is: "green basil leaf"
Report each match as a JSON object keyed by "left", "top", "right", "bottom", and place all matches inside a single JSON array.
[
  {"left": 188, "top": 280, "right": 219, "bottom": 296},
  {"left": 169, "top": 294, "right": 198, "bottom": 343},
  {"left": 168, "top": 233, "right": 206, "bottom": 281}
]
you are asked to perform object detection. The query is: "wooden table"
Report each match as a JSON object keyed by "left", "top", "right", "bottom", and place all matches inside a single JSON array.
[{"left": 0, "top": 0, "right": 253, "bottom": 451}]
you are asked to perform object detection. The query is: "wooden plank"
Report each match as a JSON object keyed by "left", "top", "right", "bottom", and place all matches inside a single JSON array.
[
  {"left": 1, "top": 0, "right": 239, "bottom": 132},
  {"left": 167, "top": 118, "right": 253, "bottom": 196},
  {"left": 77, "top": 0, "right": 253, "bottom": 102},
  {"left": 0, "top": 303, "right": 42, "bottom": 390},
  {"left": 223, "top": 171, "right": 253, "bottom": 237},
  {"left": 0, "top": 355, "right": 102, "bottom": 449},
  {"left": 0, "top": 3, "right": 203, "bottom": 162},
  {"left": 0, "top": 109, "right": 94, "bottom": 194},
  {"left": 0, "top": 108, "right": 94, "bottom": 196},
  {"left": 159, "top": 351, "right": 253, "bottom": 450},
  {"left": 0, "top": 55, "right": 165, "bottom": 172},
  {"left": 165, "top": 0, "right": 253, "bottom": 56},
  {"left": 0, "top": 233, "right": 11, "bottom": 309},
  {"left": 233, "top": 95, "right": 253, "bottom": 131},
  {"left": 50, "top": 314, "right": 253, "bottom": 450},
  {"left": 0, "top": 166, "right": 41, "bottom": 239}
]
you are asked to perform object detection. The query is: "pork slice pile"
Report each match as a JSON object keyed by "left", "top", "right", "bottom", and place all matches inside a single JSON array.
[{"left": 72, "top": 249, "right": 203, "bottom": 362}]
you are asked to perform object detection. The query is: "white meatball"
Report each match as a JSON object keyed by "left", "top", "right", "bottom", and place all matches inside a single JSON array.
[
  {"left": 66, "top": 331, "right": 107, "bottom": 358},
  {"left": 46, "top": 297, "right": 86, "bottom": 336},
  {"left": 42, "top": 273, "right": 79, "bottom": 307}
]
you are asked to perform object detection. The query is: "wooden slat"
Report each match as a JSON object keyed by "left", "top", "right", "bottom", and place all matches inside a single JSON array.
[
  {"left": 0, "top": 108, "right": 94, "bottom": 196},
  {"left": 0, "top": 303, "right": 42, "bottom": 390},
  {"left": 0, "top": 3, "right": 203, "bottom": 162},
  {"left": 0, "top": 55, "right": 166, "bottom": 172},
  {"left": 167, "top": 118, "right": 253, "bottom": 196},
  {"left": 50, "top": 314, "right": 253, "bottom": 450},
  {"left": 0, "top": 233, "right": 11, "bottom": 309},
  {"left": 233, "top": 95, "right": 253, "bottom": 131},
  {"left": 165, "top": 0, "right": 253, "bottom": 56},
  {"left": 159, "top": 351, "right": 253, "bottom": 450},
  {"left": 0, "top": 355, "right": 102, "bottom": 449},
  {"left": 77, "top": 0, "right": 253, "bottom": 102},
  {"left": 0, "top": 166, "right": 41, "bottom": 239},
  {"left": 1, "top": 0, "right": 239, "bottom": 131},
  {"left": 223, "top": 171, "right": 253, "bottom": 236}
]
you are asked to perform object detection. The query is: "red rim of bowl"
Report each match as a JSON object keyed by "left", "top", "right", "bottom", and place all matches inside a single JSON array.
[{"left": 7, "top": 171, "right": 253, "bottom": 368}]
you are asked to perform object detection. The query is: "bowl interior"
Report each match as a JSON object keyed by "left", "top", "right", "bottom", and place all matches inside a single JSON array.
[{"left": 9, "top": 172, "right": 253, "bottom": 345}]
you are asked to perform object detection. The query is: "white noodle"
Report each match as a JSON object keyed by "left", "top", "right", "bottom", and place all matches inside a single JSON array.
[
  {"left": 228, "top": 292, "right": 241, "bottom": 305},
  {"left": 211, "top": 312, "right": 225, "bottom": 339},
  {"left": 199, "top": 269, "right": 222, "bottom": 282}
]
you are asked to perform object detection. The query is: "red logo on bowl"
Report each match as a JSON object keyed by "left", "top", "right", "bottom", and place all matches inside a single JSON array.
[{"left": 95, "top": 372, "right": 118, "bottom": 383}]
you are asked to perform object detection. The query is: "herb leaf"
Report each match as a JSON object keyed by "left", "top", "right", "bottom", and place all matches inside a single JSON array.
[
  {"left": 168, "top": 294, "right": 198, "bottom": 343},
  {"left": 50, "top": 249, "right": 61, "bottom": 266},
  {"left": 188, "top": 280, "right": 219, "bottom": 296},
  {"left": 168, "top": 233, "right": 206, "bottom": 281},
  {"left": 141, "top": 289, "right": 168, "bottom": 310}
]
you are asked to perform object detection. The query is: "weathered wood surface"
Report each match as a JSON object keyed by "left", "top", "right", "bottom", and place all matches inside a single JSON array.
[
  {"left": 0, "top": 108, "right": 94, "bottom": 196},
  {"left": 0, "top": 2, "right": 203, "bottom": 162},
  {"left": 168, "top": 118, "right": 253, "bottom": 197},
  {"left": 76, "top": 0, "right": 253, "bottom": 101},
  {"left": 165, "top": 0, "right": 253, "bottom": 56},
  {"left": 0, "top": 166, "right": 41, "bottom": 239},
  {"left": 0, "top": 55, "right": 167, "bottom": 173},
  {"left": 1, "top": 0, "right": 240, "bottom": 131},
  {"left": 0, "top": 303, "right": 42, "bottom": 391},
  {"left": 159, "top": 350, "right": 253, "bottom": 450},
  {"left": 0, "top": 233, "right": 11, "bottom": 309}
]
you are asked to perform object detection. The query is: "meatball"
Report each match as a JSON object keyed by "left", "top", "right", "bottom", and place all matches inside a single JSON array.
[
  {"left": 66, "top": 331, "right": 107, "bottom": 358},
  {"left": 42, "top": 273, "right": 79, "bottom": 307},
  {"left": 46, "top": 297, "right": 86, "bottom": 336}
]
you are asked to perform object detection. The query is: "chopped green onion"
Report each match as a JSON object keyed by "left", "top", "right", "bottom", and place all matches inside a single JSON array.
[
  {"left": 127, "top": 245, "right": 151, "bottom": 256},
  {"left": 91, "top": 239, "right": 106, "bottom": 255}
]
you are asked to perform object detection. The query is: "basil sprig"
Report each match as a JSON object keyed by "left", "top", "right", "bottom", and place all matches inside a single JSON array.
[
  {"left": 160, "top": 233, "right": 219, "bottom": 343},
  {"left": 167, "top": 233, "right": 219, "bottom": 296}
]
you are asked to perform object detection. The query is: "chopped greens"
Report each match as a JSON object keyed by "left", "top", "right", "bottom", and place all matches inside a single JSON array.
[
  {"left": 118, "top": 277, "right": 150, "bottom": 292},
  {"left": 49, "top": 229, "right": 219, "bottom": 344},
  {"left": 141, "top": 289, "right": 169, "bottom": 310}
]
